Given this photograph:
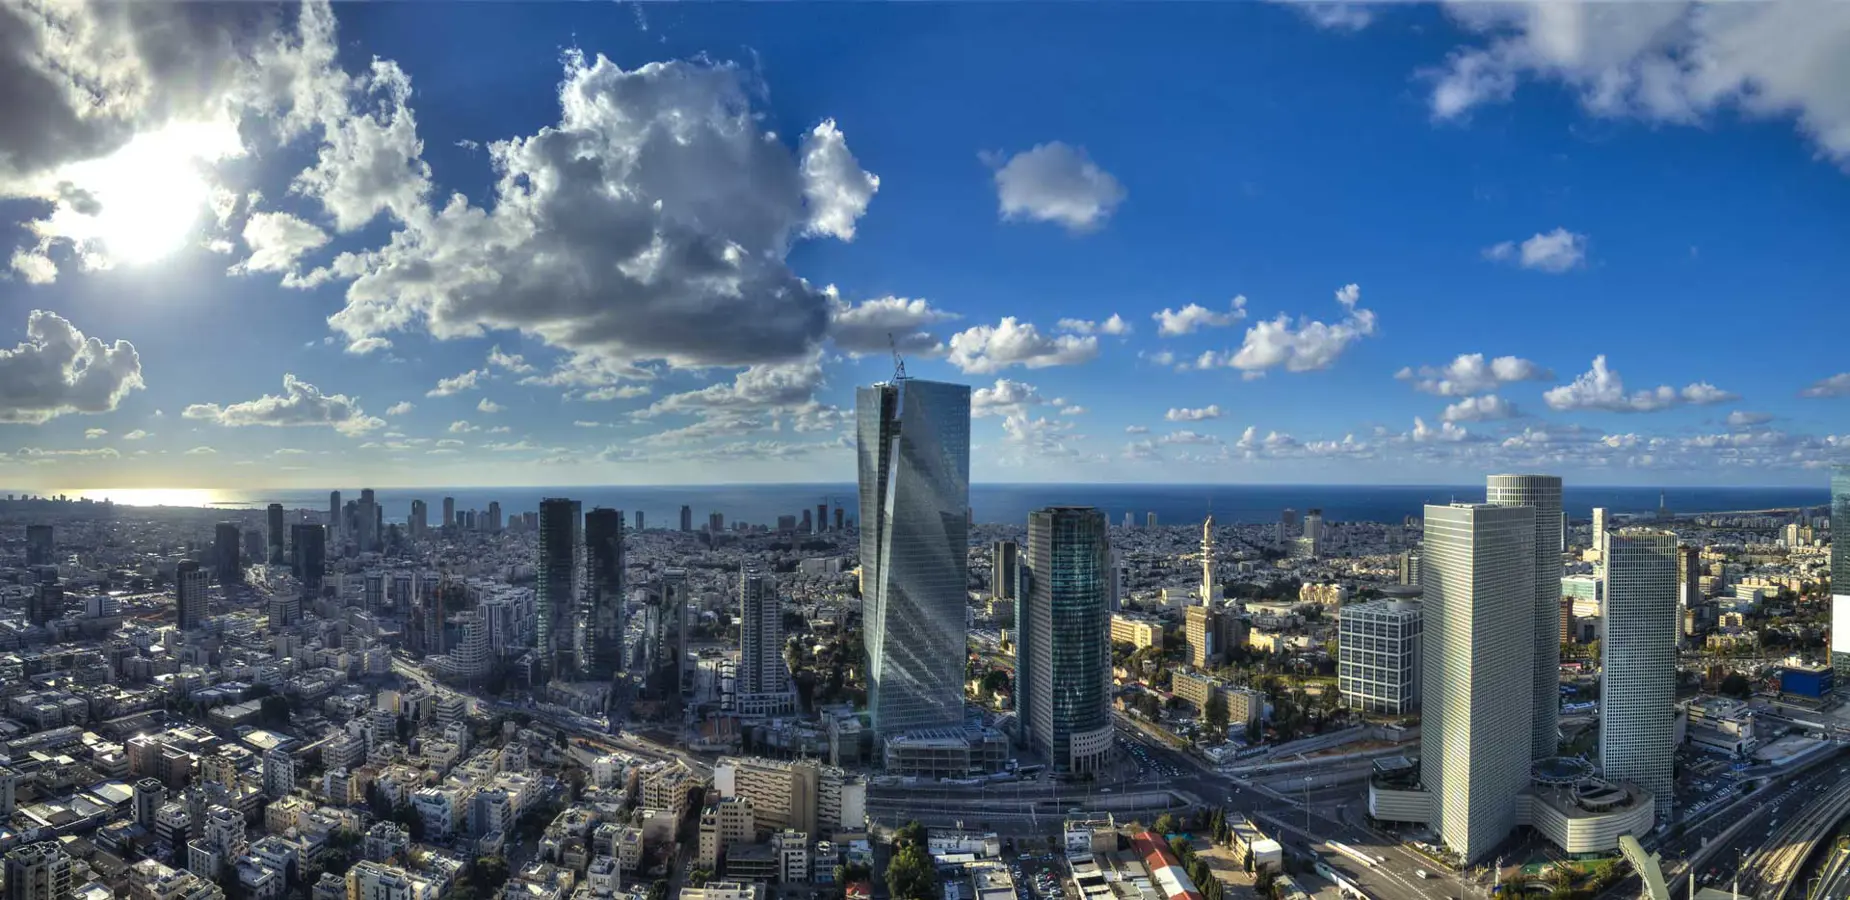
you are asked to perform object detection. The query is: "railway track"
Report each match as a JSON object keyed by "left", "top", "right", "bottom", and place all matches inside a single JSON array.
[{"left": 1739, "top": 777, "right": 1850, "bottom": 899}]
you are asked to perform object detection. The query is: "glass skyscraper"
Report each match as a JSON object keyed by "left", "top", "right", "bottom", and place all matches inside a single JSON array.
[
  {"left": 1832, "top": 467, "right": 1850, "bottom": 689},
  {"left": 857, "top": 378, "right": 971, "bottom": 742},
  {"left": 1487, "top": 473, "right": 1564, "bottom": 761},
  {"left": 537, "top": 497, "right": 582, "bottom": 682},
  {"left": 584, "top": 507, "right": 625, "bottom": 681},
  {"left": 1021, "top": 507, "right": 1113, "bottom": 776},
  {"left": 1601, "top": 528, "right": 1678, "bottom": 807}
]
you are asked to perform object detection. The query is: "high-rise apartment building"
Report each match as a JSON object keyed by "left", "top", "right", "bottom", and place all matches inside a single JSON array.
[
  {"left": 584, "top": 507, "right": 626, "bottom": 681},
  {"left": 992, "top": 541, "right": 1019, "bottom": 602},
  {"left": 1601, "top": 528, "right": 1678, "bottom": 807},
  {"left": 635, "top": 510, "right": 645, "bottom": 532},
  {"left": 442, "top": 497, "right": 455, "bottom": 533},
  {"left": 176, "top": 561, "right": 209, "bottom": 632},
  {"left": 1486, "top": 474, "right": 1564, "bottom": 761},
  {"left": 1591, "top": 507, "right": 1609, "bottom": 559},
  {"left": 261, "top": 748, "right": 295, "bottom": 799},
  {"left": 1396, "top": 550, "right": 1421, "bottom": 587},
  {"left": 290, "top": 524, "right": 325, "bottom": 594},
  {"left": 1421, "top": 503, "right": 1536, "bottom": 864},
  {"left": 266, "top": 503, "right": 286, "bottom": 565},
  {"left": 24, "top": 525, "right": 53, "bottom": 568},
  {"left": 410, "top": 500, "right": 428, "bottom": 539},
  {"left": 1337, "top": 599, "right": 1423, "bottom": 715},
  {"left": 1185, "top": 606, "right": 1218, "bottom": 669},
  {"left": 1145, "top": 512, "right": 1157, "bottom": 529},
  {"left": 708, "top": 511, "right": 724, "bottom": 534},
  {"left": 737, "top": 569, "right": 791, "bottom": 715},
  {"left": 213, "top": 523, "right": 241, "bottom": 585},
  {"left": 28, "top": 576, "right": 61, "bottom": 626},
  {"left": 680, "top": 505, "right": 693, "bottom": 532},
  {"left": 328, "top": 491, "right": 341, "bottom": 541},
  {"left": 537, "top": 498, "right": 582, "bottom": 682},
  {"left": 1834, "top": 467, "right": 1850, "bottom": 690},
  {"left": 857, "top": 378, "right": 971, "bottom": 742},
  {"left": 357, "top": 489, "right": 379, "bottom": 552},
  {"left": 1676, "top": 544, "right": 1701, "bottom": 605},
  {"left": 1020, "top": 507, "right": 1112, "bottom": 776}
]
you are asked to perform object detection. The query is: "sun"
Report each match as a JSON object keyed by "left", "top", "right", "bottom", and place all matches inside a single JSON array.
[{"left": 35, "top": 118, "right": 245, "bottom": 267}]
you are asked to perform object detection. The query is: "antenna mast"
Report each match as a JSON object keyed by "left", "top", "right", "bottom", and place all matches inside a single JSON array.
[{"left": 888, "top": 332, "right": 908, "bottom": 380}]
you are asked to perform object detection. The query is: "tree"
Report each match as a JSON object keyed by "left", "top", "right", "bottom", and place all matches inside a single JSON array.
[
  {"left": 886, "top": 844, "right": 938, "bottom": 900},
  {"left": 472, "top": 856, "right": 510, "bottom": 893},
  {"left": 982, "top": 669, "right": 1010, "bottom": 697},
  {"left": 259, "top": 695, "right": 291, "bottom": 727},
  {"left": 1720, "top": 672, "right": 1752, "bottom": 698},
  {"left": 392, "top": 802, "right": 426, "bottom": 841},
  {"left": 895, "top": 820, "right": 928, "bottom": 850},
  {"left": 1153, "top": 813, "right": 1178, "bottom": 837},
  {"left": 1204, "top": 691, "right": 1230, "bottom": 739}
]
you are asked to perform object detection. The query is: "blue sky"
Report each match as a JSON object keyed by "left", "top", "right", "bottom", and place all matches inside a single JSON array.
[{"left": 2, "top": 1, "right": 1848, "bottom": 488}]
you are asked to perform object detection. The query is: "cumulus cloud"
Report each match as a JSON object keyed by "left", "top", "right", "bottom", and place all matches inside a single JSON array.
[
  {"left": 0, "top": 310, "right": 145, "bottom": 423},
  {"left": 1800, "top": 373, "right": 1850, "bottom": 398},
  {"left": 235, "top": 211, "right": 329, "bottom": 274},
  {"left": 1057, "top": 315, "right": 1132, "bottom": 336},
  {"left": 1397, "top": 353, "right": 1554, "bottom": 396},
  {"left": 999, "top": 413, "right": 1081, "bottom": 458},
  {"left": 1411, "top": 416, "right": 1473, "bottom": 443},
  {"left": 1726, "top": 410, "right": 1773, "bottom": 428},
  {"left": 1483, "top": 228, "right": 1588, "bottom": 272},
  {"left": 184, "top": 445, "right": 218, "bottom": 455},
  {"left": 1160, "top": 430, "right": 1221, "bottom": 446},
  {"left": 485, "top": 346, "right": 534, "bottom": 374},
  {"left": 426, "top": 369, "right": 485, "bottom": 397},
  {"left": 306, "top": 51, "right": 877, "bottom": 371},
  {"left": 183, "top": 373, "right": 384, "bottom": 435},
  {"left": 344, "top": 336, "right": 392, "bottom": 355},
  {"left": 1295, "top": 2, "right": 1374, "bottom": 31},
  {"left": 476, "top": 398, "right": 504, "bottom": 414},
  {"left": 447, "top": 420, "right": 480, "bottom": 434},
  {"left": 988, "top": 142, "right": 1126, "bottom": 232},
  {"left": 1125, "top": 425, "right": 1150, "bottom": 435},
  {"left": 1200, "top": 284, "right": 1377, "bottom": 376},
  {"left": 972, "top": 379, "right": 1047, "bottom": 418},
  {"left": 947, "top": 318, "right": 1099, "bottom": 374},
  {"left": 828, "top": 293, "right": 959, "bottom": 356},
  {"left": 1153, "top": 297, "right": 1248, "bottom": 337},
  {"left": 384, "top": 401, "right": 414, "bottom": 416},
  {"left": 1441, "top": 394, "right": 1518, "bottom": 422},
  {"left": 84, "top": 428, "right": 108, "bottom": 439},
  {"left": 1426, "top": 3, "right": 1850, "bottom": 171},
  {"left": 1543, "top": 356, "right": 1737, "bottom": 413},
  {"left": 1165, "top": 405, "right": 1223, "bottom": 422},
  {"left": 123, "top": 429, "right": 149, "bottom": 440}
]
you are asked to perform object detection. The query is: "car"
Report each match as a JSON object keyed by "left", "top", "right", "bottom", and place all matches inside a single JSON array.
[{"left": 1415, "top": 870, "right": 1430, "bottom": 879}]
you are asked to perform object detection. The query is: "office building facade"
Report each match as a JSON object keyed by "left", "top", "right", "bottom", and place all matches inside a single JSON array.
[
  {"left": 1834, "top": 467, "right": 1850, "bottom": 689},
  {"left": 1020, "top": 507, "right": 1113, "bottom": 776},
  {"left": 992, "top": 541, "right": 1019, "bottom": 602},
  {"left": 214, "top": 523, "right": 241, "bottom": 585},
  {"left": 1421, "top": 503, "right": 1537, "bottom": 864},
  {"left": 24, "top": 525, "right": 52, "bottom": 568},
  {"left": 1601, "top": 528, "right": 1678, "bottom": 807},
  {"left": 290, "top": 524, "right": 325, "bottom": 594},
  {"left": 265, "top": 503, "right": 285, "bottom": 565},
  {"left": 177, "top": 561, "right": 209, "bottom": 632},
  {"left": 1486, "top": 474, "right": 1564, "bottom": 761},
  {"left": 537, "top": 498, "right": 583, "bottom": 682},
  {"left": 1337, "top": 599, "right": 1422, "bottom": 715},
  {"left": 584, "top": 507, "right": 625, "bottom": 681},
  {"left": 857, "top": 378, "right": 971, "bottom": 742},
  {"left": 737, "top": 569, "right": 792, "bottom": 714}
]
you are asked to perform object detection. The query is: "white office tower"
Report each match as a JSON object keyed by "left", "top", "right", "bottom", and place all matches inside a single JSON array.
[
  {"left": 737, "top": 569, "right": 793, "bottom": 715},
  {"left": 1601, "top": 528, "right": 1678, "bottom": 809},
  {"left": 1591, "top": 507, "right": 1609, "bottom": 559},
  {"left": 1337, "top": 599, "right": 1422, "bottom": 715},
  {"left": 857, "top": 378, "right": 971, "bottom": 742},
  {"left": 1199, "top": 516, "right": 1217, "bottom": 604},
  {"left": 1486, "top": 474, "right": 1564, "bottom": 761},
  {"left": 1421, "top": 503, "right": 1536, "bottom": 864},
  {"left": 1833, "top": 467, "right": 1850, "bottom": 690}
]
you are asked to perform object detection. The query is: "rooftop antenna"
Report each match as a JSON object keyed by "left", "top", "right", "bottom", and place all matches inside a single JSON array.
[{"left": 888, "top": 332, "right": 908, "bottom": 380}]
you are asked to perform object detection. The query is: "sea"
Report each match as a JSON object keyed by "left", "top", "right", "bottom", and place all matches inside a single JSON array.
[{"left": 38, "top": 483, "right": 1834, "bottom": 527}]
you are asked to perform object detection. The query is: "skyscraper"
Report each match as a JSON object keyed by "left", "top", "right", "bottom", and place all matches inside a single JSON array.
[
  {"left": 410, "top": 499, "right": 428, "bottom": 539},
  {"left": 680, "top": 505, "right": 693, "bottom": 532},
  {"left": 1591, "top": 507, "right": 1609, "bottom": 558},
  {"left": 1421, "top": 502, "right": 1536, "bottom": 864},
  {"left": 1487, "top": 474, "right": 1564, "bottom": 761},
  {"left": 857, "top": 378, "right": 971, "bottom": 741},
  {"left": 358, "top": 489, "right": 378, "bottom": 552},
  {"left": 1601, "top": 528, "right": 1678, "bottom": 807},
  {"left": 1145, "top": 511, "right": 1156, "bottom": 529},
  {"left": 488, "top": 501, "right": 502, "bottom": 533},
  {"left": 442, "top": 497, "right": 456, "bottom": 532},
  {"left": 817, "top": 503, "right": 828, "bottom": 534},
  {"left": 329, "top": 491, "right": 341, "bottom": 541},
  {"left": 834, "top": 507, "right": 844, "bottom": 531},
  {"left": 584, "top": 507, "right": 625, "bottom": 681},
  {"left": 214, "top": 522, "right": 242, "bottom": 585},
  {"left": 635, "top": 510, "right": 645, "bottom": 532},
  {"left": 1020, "top": 507, "right": 1113, "bottom": 776},
  {"left": 290, "top": 524, "right": 325, "bottom": 594},
  {"left": 29, "top": 576, "right": 61, "bottom": 626},
  {"left": 266, "top": 503, "right": 286, "bottom": 564},
  {"left": 176, "top": 560, "right": 209, "bottom": 632},
  {"left": 24, "top": 525, "right": 52, "bottom": 568},
  {"left": 992, "top": 541, "right": 1019, "bottom": 602},
  {"left": 1832, "top": 467, "right": 1850, "bottom": 689},
  {"left": 737, "top": 568, "right": 791, "bottom": 714},
  {"left": 537, "top": 498, "right": 582, "bottom": 682}
]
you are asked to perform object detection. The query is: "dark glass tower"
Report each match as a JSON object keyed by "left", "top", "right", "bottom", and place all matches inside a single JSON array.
[
  {"left": 1021, "top": 507, "right": 1112, "bottom": 776},
  {"left": 214, "top": 522, "right": 242, "bottom": 584},
  {"left": 290, "top": 524, "right": 325, "bottom": 594},
  {"left": 537, "top": 498, "right": 582, "bottom": 681},
  {"left": 266, "top": 503, "right": 286, "bottom": 564},
  {"left": 584, "top": 507, "right": 625, "bottom": 680}
]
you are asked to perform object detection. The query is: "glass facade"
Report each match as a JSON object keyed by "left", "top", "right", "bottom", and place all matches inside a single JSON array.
[
  {"left": 1487, "top": 474, "right": 1564, "bottom": 761},
  {"left": 857, "top": 379, "right": 971, "bottom": 741},
  {"left": 584, "top": 507, "right": 625, "bottom": 680},
  {"left": 1023, "top": 507, "right": 1112, "bottom": 775},
  {"left": 537, "top": 497, "right": 581, "bottom": 682},
  {"left": 1833, "top": 467, "right": 1850, "bottom": 687},
  {"left": 1601, "top": 528, "right": 1678, "bottom": 807},
  {"left": 1337, "top": 600, "right": 1422, "bottom": 715}
]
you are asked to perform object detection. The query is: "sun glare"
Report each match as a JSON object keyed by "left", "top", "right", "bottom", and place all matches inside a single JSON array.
[
  {"left": 59, "top": 488, "right": 227, "bottom": 508},
  {"left": 38, "top": 119, "right": 244, "bottom": 267}
]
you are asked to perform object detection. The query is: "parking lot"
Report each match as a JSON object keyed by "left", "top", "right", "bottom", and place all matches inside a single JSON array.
[{"left": 1013, "top": 853, "right": 1070, "bottom": 900}]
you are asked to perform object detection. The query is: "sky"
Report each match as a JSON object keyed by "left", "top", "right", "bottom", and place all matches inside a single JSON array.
[{"left": 2, "top": 1, "right": 1849, "bottom": 490}]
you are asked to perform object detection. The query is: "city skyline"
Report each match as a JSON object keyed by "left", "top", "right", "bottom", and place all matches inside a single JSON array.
[{"left": 3, "top": 3, "right": 1849, "bottom": 489}]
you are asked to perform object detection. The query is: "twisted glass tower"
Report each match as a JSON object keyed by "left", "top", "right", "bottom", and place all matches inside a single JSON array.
[{"left": 858, "top": 378, "right": 971, "bottom": 742}]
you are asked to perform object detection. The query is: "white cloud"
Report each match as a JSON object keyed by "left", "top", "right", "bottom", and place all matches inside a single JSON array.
[
  {"left": 1125, "top": 425, "right": 1149, "bottom": 435},
  {"left": 184, "top": 445, "right": 217, "bottom": 455},
  {"left": 84, "top": 428, "right": 108, "bottom": 439},
  {"left": 1397, "top": 353, "right": 1554, "bottom": 396},
  {"left": 972, "top": 379, "right": 1047, "bottom": 418},
  {"left": 828, "top": 293, "right": 959, "bottom": 356},
  {"left": 476, "top": 398, "right": 504, "bottom": 414},
  {"left": 1160, "top": 430, "right": 1220, "bottom": 446},
  {"left": 1295, "top": 2, "right": 1374, "bottom": 31},
  {"left": 344, "top": 336, "right": 392, "bottom": 355},
  {"left": 1726, "top": 410, "right": 1773, "bottom": 428},
  {"left": 583, "top": 385, "right": 652, "bottom": 402},
  {"left": 236, "top": 211, "right": 329, "bottom": 274},
  {"left": 1206, "top": 284, "right": 1377, "bottom": 376},
  {"left": 1483, "top": 228, "right": 1588, "bottom": 272},
  {"left": 426, "top": 369, "right": 485, "bottom": 397},
  {"left": 1059, "top": 405, "right": 1087, "bottom": 416},
  {"left": 435, "top": 438, "right": 465, "bottom": 447},
  {"left": 290, "top": 59, "right": 431, "bottom": 232},
  {"left": 184, "top": 373, "right": 384, "bottom": 435},
  {"left": 1057, "top": 315, "right": 1132, "bottom": 336},
  {"left": 1426, "top": 3, "right": 1850, "bottom": 171},
  {"left": 447, "top": 420, "right": 479, "bottom": 434},
  {"left": 1411, "top": 416, "right": 1473, "bottom": 443},
  {"left": 384, "top": 401, "right": 414, "bottom": 416},
  {"left": 1802, "top": 373, "right": 1850, "bottom": 398},
  {"left": 573, "top": 420, "right": 606, "bottom": 428},
  {"left": 486, "top": 346, "right": 535, "bottom": 374},
  {"left": 123, "top": 429, "right": 149, "bottom": 440},
  {"left": 798, "top": 119, "right": 881, "bottom": 241},
  {"left": 1142, "top": 350, "right": 1177, "bottom": 368},
  {"left": 15, "top": 447, "right": 122, "bottom": 461},
  {"left": 988, "top": 142, "right": 1127, "bottom": 232},
  {"left": 0, "top": 310, "right": 145, "bottom": 423},
  {"left": 947, "top": 318, "right": 1099, "bottom": 374},
  {"left": 1543, "top": 356, "right": 1737, "bottom": 413},
  {"left": 999, "top": 413, "right": 1081, "bottom": 458},
  {"left": 1441, "top": 394, "right": 1518, "bottom": 422},
  {"left": 1165, "top": 405, "right": 1223, "bottom": 422},
  {"left": 1153, "top": 297, "right": 1248, "bottom": 337}
]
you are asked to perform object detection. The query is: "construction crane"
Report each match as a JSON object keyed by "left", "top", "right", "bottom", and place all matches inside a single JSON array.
[{"left": 889, "top": 332, "right": 908, "bottom": 380}]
